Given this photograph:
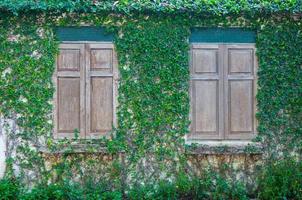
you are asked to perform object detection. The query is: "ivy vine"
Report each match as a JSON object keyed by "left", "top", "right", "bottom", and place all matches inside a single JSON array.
[
  {"left": 114, "top": 15, "right": 190, "bottom": 185},
  {"left": 0, "top": 3, "right": 301, "bottom": 195}
]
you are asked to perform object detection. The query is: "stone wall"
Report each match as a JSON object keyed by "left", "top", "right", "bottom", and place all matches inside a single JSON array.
[{"left": 41, "top": 144, "right": 263, "bottom": 194}]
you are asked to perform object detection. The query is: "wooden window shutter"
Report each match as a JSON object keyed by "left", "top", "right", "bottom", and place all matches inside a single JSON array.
[
  {"left": 54, "top": 44, "right": 86, "bottom": 139},
  {"left": 224, "top": 44, "right": 257, "bottom": 139},
  {"left": 85, "top": 43, "right": 118, "bottom": 139},
  {"left": 54, "top": 43, "right": 118, "bottom": 139},
  {"left": 189, "top": 44, "right": 257, "bottom": 140},
  {"left": 189, "top": 44, "right": 224, "bottom": 140}
]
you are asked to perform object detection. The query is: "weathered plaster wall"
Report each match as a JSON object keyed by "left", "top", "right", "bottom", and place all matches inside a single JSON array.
[
  {"left": 0, "top": 118, "right": 6, "bottom": 178},
  {"left": 41, "top": 148, "right": 262, "bottom": 193},
  {"left": 188, "top": 153, "right": 262, "bottom": 194},
  {"left": 0, "top": 117, "right": 18, "bottom": 178},
  {"left": 43, "top": 152, "right": 117, "bottom": 184}
]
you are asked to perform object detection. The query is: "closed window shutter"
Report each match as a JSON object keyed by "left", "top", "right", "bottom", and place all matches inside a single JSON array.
[
  {"left": 54, "top": 44, "right": 86, "bottom": 139},
  {"left": 224, "top": 44, "right": 257, "bottom": 139},
  {"left": 86, "top": 43, "right": 118, "bottom": 139},
  {"left": 190, "top": 44, "right": 257, "bottom": 140},
  {"left": 189, "top": 44, "right": 223, "bottom": 140},
  {"left": 54, "top": 43, "right": 118, "bottom": 139}
]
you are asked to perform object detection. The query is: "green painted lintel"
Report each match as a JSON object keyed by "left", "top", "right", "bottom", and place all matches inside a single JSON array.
[
  {"left": 55, "top": 27, "right": 114, "bottom": 42},
  {"left": 190, "top": 28, "right": 256, "bottom": 43}
]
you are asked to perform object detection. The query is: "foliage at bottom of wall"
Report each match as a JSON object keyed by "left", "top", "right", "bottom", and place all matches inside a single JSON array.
[
  {"left": 0, "top": 170, "right": 248, "bottom": 200},
  {"left": 0, "top": 157, "right": 301, "bottom": 200}
]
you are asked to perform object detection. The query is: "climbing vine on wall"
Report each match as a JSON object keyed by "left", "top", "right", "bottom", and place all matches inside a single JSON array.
[
  {"left": 114, "top": 15, "right": 190, "bottom": 185},
  {"left": 0, "top": 14, "right": 58, "bottom": 183},
  {"left": 256, "top": 17, "right": 302, "bottom": 159},
  {"left": 0, "top": 1, "right": 301, "bottom": 193}
]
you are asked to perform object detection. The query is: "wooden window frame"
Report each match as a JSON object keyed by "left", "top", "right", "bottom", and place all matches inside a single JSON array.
[
  {"left": 53, "top": 41, "right": 118, "bottom": 139},
  {"left": 188, "top": 43, "right": 258, "bottom": 141}
]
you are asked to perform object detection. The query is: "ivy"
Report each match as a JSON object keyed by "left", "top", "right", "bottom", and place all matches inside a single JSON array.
[
  {"left": 256, "top": 17, "right": 302, "bottom": 158},
  {"left": 0, "top": 0, "right": 301, "bottom": 15},
  {"left": 0, "top": 15, "right": 58, "bottom": 181},
  {"left": 114, "top": 15, "right": 190, "bottom": 185},
  {"left": 0, "top": 3, "right": 301, "bottom": 195}
]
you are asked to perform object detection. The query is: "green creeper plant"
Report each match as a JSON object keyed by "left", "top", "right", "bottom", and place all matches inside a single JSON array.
[
  {"left": 256, "top": 17, "right": 302, "bottom": 159},
  {"left": 114, "top": 15, "right": 190, "bottom": 186},
  {"left": 0, "top": 2, "right": 300, "bottom": 197}
]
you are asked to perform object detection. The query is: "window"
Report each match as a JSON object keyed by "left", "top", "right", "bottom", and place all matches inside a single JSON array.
[
  {"left": 53, "top": 43, "right": 118, "bottom": 139},
  {"left": 189, "top": 43, "right": 257, "bottom": 140}
]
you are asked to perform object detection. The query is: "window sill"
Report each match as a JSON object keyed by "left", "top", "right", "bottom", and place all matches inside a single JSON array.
[
  {"left": 185, "top": 140, "right": 263, "bottom": 155},
  {"left": 37, "top": 141, "right": 263, "bottom": 155},
  {"left": 36, "top": 143, "right": 110, "bottom": 154}
]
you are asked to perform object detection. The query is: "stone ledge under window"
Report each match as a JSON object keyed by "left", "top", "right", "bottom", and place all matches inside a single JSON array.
[
  {"left": 36, "top": 143, "right": 109, "bottom": 154},
  {"left": 37, "top": 141, "right": 263, "bottom": 155},
  {"left": 185, "top": 141, "right": 263, "bottom": 155}
]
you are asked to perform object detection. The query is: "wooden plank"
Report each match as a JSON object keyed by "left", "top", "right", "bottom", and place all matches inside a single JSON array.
[
  {"left": 229, "top": 80, "right": 253, "bottom": 132},
  {"left": 90, "top": 77, "right": 113, "bottom": 134},
  {"left": 192, "top": 48, "right": 218, "bottom": 73},
  {"left": 89, "top": 71, "right": 114, "bottom": 77},
  {"left": 57, "top": 78, "right": 80, "bottom": 133},
  {"left": 112, "top": 44, "right": 119, "bottom": 135},
  {"left": 57, "top": 49, "right": 80, "bottom": 71},
  {"left": 228, "top": 48, "right": 253, "bottom": 74},
  {"left": 194, "top": 80, "right": 218, "bottom": 134},
  {"left": 57, "top": 71, "right": 80, "bottom": 77},
  {"left": 90, "top": 48, "right": 113, "bottom": 70}
]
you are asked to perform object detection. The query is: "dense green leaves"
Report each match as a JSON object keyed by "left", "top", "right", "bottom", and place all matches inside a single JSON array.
[
  {"left": 115, "top": 15, "right": 190, "bottom": 184},
  {"left": 0, "top": 172, "right": 248, "bottom": 200},
  {"left": 0, "top": 0, "right": 301, "bottom": 15},
  {"left": 0, "top": 177, "right": 20, "bottom": 200},
  {"left": 256, "top": 18, "right": 302, "bottom": 158},
  {"left": 0, "top": 3, "right": 301, "bottom": 197},
  {"left": 257, "top": 158, "right": 302, "bottom": 199},
  {"left": 0, "top": 15, "right": 58, "bottom": 182}
]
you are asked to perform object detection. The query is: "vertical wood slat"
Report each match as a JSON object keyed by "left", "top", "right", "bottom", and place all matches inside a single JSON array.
[
  {"left": 57, "top": 78, "right": 80, "bottom": 133},
  {"left": 54, "top": 43, "right": 85, "bottom": 139}
]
